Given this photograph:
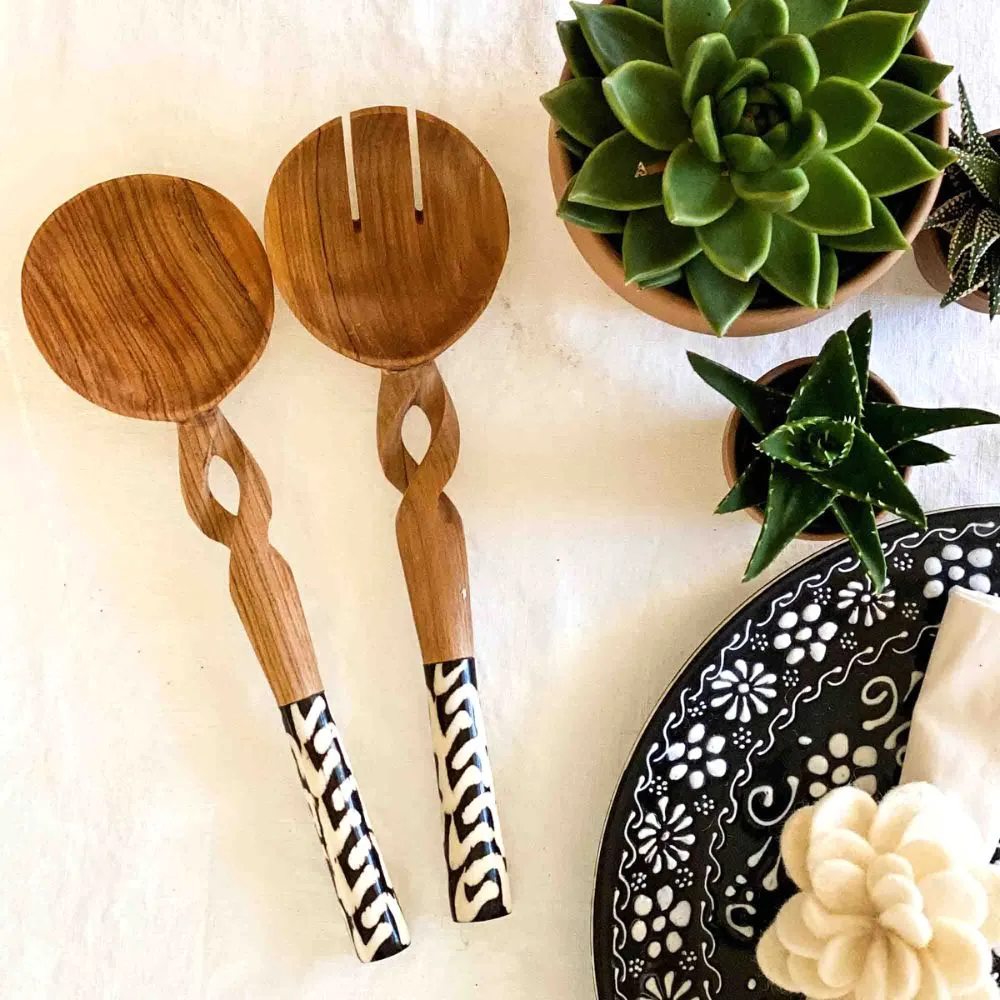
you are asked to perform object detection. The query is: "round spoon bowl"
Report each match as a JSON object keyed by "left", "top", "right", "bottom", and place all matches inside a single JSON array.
[
  {"left": 22, "top": 174, "right": 274, "bottom": 422},
  {"left": 264, "top": 106, "right": 509, "bottom": 371}
]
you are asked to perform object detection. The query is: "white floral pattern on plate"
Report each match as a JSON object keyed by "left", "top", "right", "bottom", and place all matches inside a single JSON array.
[
  {"left": 836, "top": 578, "right": 896, "bottom": 627},
  {"left": 770, "top": 604, "right": 837, "bottom": 664},
  {"left": 709, "top": 660, "right": 776, "bottom": 722},
  {"left": 665, "top": 724, "right": 727, "bottom": 789},
  {"left": 636, "top": 797, "right": 695, "bottom": 874}
]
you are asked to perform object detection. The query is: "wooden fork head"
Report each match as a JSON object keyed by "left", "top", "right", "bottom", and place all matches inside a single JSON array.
[{"left": 265, "top": 106, "right": 509, "bottom": 371}]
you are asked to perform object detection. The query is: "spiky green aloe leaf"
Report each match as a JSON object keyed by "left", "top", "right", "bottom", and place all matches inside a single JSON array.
[
  {"left": 942, "top": 251, "right": 989, "bottom": 306},
  {"left": 886, "top": 54, "right": 953, "bottom": 95},
  {"left": 570, "top": 130, "right": 665, "bottom": 210},
  {"left": 697, "top": 200, "right": 773, "bottom": 281},
  {"left": 687, "top": 351, "right": 790, "bottom": 433},
  {"left": 872, "top": 79, "right": 949, "bottom": 133},
  {"left": 557, "top": 177, "right": 628, "bottom": 233},
  {"left": 541, "top": 78, "right": 622, "bottom": 148},
  {"left": 663, "top": 139, "right": 738, "bottom": 224},
  {"left": 831, "top": 497, "right": 887, "bottom": 592},
  {"left": 837, "top": 125, "right": 938, "bottom": 197},
  {"left": 685, "top": 254, "right": 760, "bottom": 334},
  {"left": 809, "top": 11, "right": 912, "bottom": 87},
  {"left": 682, "top": 32, "right": 737, "bottom": 113},
  {"left": 603, "top": 61, "right": 689, "bottom": 150},
  {"left": 556, "top": 129, "right": 592, "bottom": 160},
  {"left": 557, "top": 19, "right": 602, "bottom": 78},
  {"left": 627, "top": 0, "right": 664, "bottom": 20},
  {"left": 924, "top": 190, "right": 978, "bottom": 232},
  {"left": 947, "top": 207, "right": 979, "bottom": 272},
  {"left": 788, "top": 329, "right": 863, "bottom": 421},
  {"left": 756, "top": 33, "right": 820, "bottom": 94},
  {"left": 817, "top": 245, "right": 839, "bottom": 308},
  {"left": 906, "top": 132, "right": 959, "bottom": 173},
  {"left": 865, "top": 402, "right": 1000, "bottom": 451},
  {"left": 731, "top": 166, "right": 809, "bottom": 214},
  {"left": 759, "top": 416, "right": 856, "bottom": 471},
  {"left": 623, "top": 206, "right": 702, "bottom": 282},
  {"left": 822, "top": 196, "right": 908, "bottom": 252},
  {"left": 663, "top": 0, "right": 731, "bottom": 68},
  {"left": 954, "top": 150, "right": 1000, "bottom": 205},
  {"left": 990, "top": 251, "right": 1000, "bottom": 319},
  {"left": 743, "top": 466, "right": 836, "bottom": 581},
  {"left": 723, "top": 0, "right": 789, "bottom": 59},
  {"left": 804, "top": 77, "right": 881, "bottom": 153},
  {"left": 786, "top": 0, "right": 846, "bottom": 35},
  {"left": 760, "top": 213, "right": 820, "bottom": 307},
  {"left": 846, "top": 311, "right": 872, "bottom": 394},
  {"left": 957, "top": 78, "right": 1000, "bottom": 161},
  {"left": 788, "top": 153, "right": 871, "bottom": 234},
  {"left": 889, "top": 440, "right": 951, "bottom": 467},
  {"left": 571, "top": 2, "right": 670, "bottom": 73},
  {"left": 717, "top": 454, "right": 770, "bottom": 513},
  {"left": 808, "top": 426, "right": 925, "bottom": 527}
]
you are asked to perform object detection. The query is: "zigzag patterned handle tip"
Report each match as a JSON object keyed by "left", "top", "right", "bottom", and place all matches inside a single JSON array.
[
  {"left": 426, "top": 658, "right": 511, "bottom": 923},
  {"left": 282, "top": 692, "right": 410, "bottom": 962}
]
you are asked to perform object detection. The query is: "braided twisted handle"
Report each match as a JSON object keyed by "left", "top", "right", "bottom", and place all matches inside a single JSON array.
[
  {"left": 177, "top": 408, "right": 410, "bottom": 961},
  {"left": 378, "top": 363, "right": 511, "bottom": 923}
]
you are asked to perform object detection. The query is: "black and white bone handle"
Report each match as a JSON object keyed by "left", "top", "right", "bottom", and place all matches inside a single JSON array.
[
  {"left": 178, "top": 411, "right": 409, "bottom": 961},
  {"left": 378, "top": 365, "right": 512, "bottom": 922}
]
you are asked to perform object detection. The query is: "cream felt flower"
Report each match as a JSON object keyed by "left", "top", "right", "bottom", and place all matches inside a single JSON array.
[{"left": 757, "top": 784, "right": 1000, "bottom": 1000}]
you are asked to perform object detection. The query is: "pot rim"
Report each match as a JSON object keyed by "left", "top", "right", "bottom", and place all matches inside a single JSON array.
[
  {"left": 720, "top": 357, "right": 907, "bottom": 542},
  {"left": 548, "top": 28, "right": 948, "bottom": 337}
]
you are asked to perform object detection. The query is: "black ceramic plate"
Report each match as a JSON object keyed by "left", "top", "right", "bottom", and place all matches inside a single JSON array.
[{"left": 593, "top": 506, "right": 1000, "bottom": 1000}]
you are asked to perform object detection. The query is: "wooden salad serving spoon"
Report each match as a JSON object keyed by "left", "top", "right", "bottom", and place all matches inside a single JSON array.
[
  {"left": 265, "top": 107, "right": 512, "bottom": 922},
  {"left": 21, "top": 174, "right": 409, "bottom": 963}
]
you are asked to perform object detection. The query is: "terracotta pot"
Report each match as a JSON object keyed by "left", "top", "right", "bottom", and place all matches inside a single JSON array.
[
  {"left": 913, "top": 129, "right": 1000, "bottom": 315},
  {"left": 548, "top": 27, "right": 948, "bottom": 337},
  {"left": 721, "top": 359, "right": 908, "bottom": 541}
]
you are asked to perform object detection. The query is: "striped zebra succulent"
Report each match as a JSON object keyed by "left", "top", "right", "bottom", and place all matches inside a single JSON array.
[
  {"left": 543, "top": 0, "right": 955, "bottom": 334},
  {"left": 923, "top": 80, "right": 1000, "bottom": 318},
  {"left": 689, "top": 313, "right": 1000, "bottom": 588}
]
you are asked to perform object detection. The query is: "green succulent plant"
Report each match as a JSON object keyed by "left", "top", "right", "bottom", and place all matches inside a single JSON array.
[
  {"left": 689, "top": 313, "right": 1000, "bottom": 588},
  {"left": 923, "top": 79, "right": 1000, "bottom": 317},
  {"left": 543, "top": 0, "right": 956, "bottom": 334}
]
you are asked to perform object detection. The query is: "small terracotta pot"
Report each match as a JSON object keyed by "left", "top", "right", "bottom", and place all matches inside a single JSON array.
[
  {"left": 548, "top": 23, "right": 948, "bottom": 337},
  {"left": 913, "top": 129, "right": 1000, "bottom": 315},
  {"left": 721, "top": 359, "right": 908, "bottom": 541}
]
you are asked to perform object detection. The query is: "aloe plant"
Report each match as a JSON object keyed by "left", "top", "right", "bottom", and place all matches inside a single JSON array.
[
  {"left": 689, "top": 313, "right": 999, "bottom": 588},
  {"left": 923, "top": 80, "right": 1000, "bottom": 317},
  {"left": 542, "top": 0, "right": 955, "bottom": 334}
]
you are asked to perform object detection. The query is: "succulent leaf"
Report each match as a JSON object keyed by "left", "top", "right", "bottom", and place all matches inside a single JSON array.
[
  {"left": 832, "top": 497, "right": 887, "bottom": 592},
  {"left": 664, "top": 139, "right": 738, "bottom": 224},
  {"left": 804, "top": 77, "right": 881, "bottom": 152},
  {"left": 719, "top": 56, "right": 770, "bottom": 93},
  {"left": 836, "top": 124, "right": 938, "bottom": 197},
  {"left": 872, "top": 79, "right": 950, "bottom": 133},
  {"left": 571, "top": 2, "right": 670, "bottom": 73},
  {"left": 888, "top": 440, "right": 951, "bottom": 467},
  {"left": 570, "top": 130, "right": 666, "bottom": 210},
  {"left": 809, "top": 11, "right": 912, "bottom": 87},
  {"left": 808, "top": 426, "right": 926, "bottom": 527},
  {"left": 723, "top": 0, "right": 789, "bottom": 59},
  {"left": 788, "top": 153, "right": 871, "bottom": 234},
  {"left": 846, "top": 311, "right": 872, "bottom": 393},
  {"left": 758, "top": 416, "right": 856, "bottom": 471},
  {"left": 732, "top": 166, "right": 810, "bottom": 213},
  {"left": 685, "top": 253, "right": 760, "bottom": 334},
  {"left": 663, "top": 0, "right": 731, "bottom": 68},
  {"left": 688, "top": 350, "right": 790, "bottom": 432},
  {"left": 724, "top": 133, "right": 778, "bottom": 173},
  {"left": 717, "top": 454, "right": 770, "bottom": 513},
  {"left": 623, "top": 206, "right": 702, "bottom": 281},
  {"left": 697, "top": 199, "right": 773, "bottom": 280},
  {"left": 886, "top": 54, "right": 953, "bottom": 95},
  {"left": 788, "top": 329, "right": 863, "bottom": 421},
  {"left": 603, "top": 61, "right": 690, "bottom": 149},
  {"left": 906, "top": 131, "right": 959, "bottom": 173},
  {"left": 557, "top": 19, "right": 602, "bottom": 78},
  {"left": 692, "top": 93, "right": 725, "bottom": 161},
  {"left": 627, "top": 0, "right": 665, "bottom": 20},
  {"left": 637, "top": 269, "right": 684, "bottom": 288},
  {"left": 767, "top": 109, "right": 827, "bottom": 168},
  {"left": 744, "top": 466, "right": 836, "bottom": 580},
  {"left": 865, "top": 402, "right": 1000, "bottom": 451},
  {"left": 817, "top": 244, "right": 839, "bottom": 308},
  {"left": 822, "top": 196, "right": 909, "bottom": 251},
  {"left": 541, "top": 78, "right": 623, "bottom": 149},
  {"left": 556, "top": 128, "right": 593, "bottom": 161},
  {"left": 766, "top": 82, "right": 804, "bottom": 120},
  {"left": 717, "top": 87, "right": 749, "bottom": 132},
  {"left": 756, "top": 33, "right": 820, "bottom": 94},
  {"left": 842, "top": 0, "right": 928, "bottom": 40},
  {"left": 760, "top": 214, "right": 821, "bottom": 306},
  {"left": 558, "top": 177, "right": 628, "bottom": 232},
  {"left": 786, "top": 0, "right": 847, "bottom": 36},
  {"left": 682, "top": 32, "right": 738, "bottom": 113}
]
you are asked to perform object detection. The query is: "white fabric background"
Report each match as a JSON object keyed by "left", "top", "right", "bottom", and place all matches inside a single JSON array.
[{"left": 2, "top": 3, "right": 1000, "bottom": 998}]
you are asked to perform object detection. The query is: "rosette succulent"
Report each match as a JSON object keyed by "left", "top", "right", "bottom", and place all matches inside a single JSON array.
[
  {"left": 543, "top": 0, "right": 955, "bottom": 334},
  {"left": 924, "top": 80, "right": 1000, "bottom": 317},
  {"left": 689, "top": 313, "right": 1000, "bottom": 588}
]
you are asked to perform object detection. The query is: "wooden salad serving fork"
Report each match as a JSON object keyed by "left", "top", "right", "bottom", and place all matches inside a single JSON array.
[
  {"left": 265, "top": 107, "right": 512, "bottom": 922},
  {"left": 21, "top": 174, "right": 409, "bottom": 963}
]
